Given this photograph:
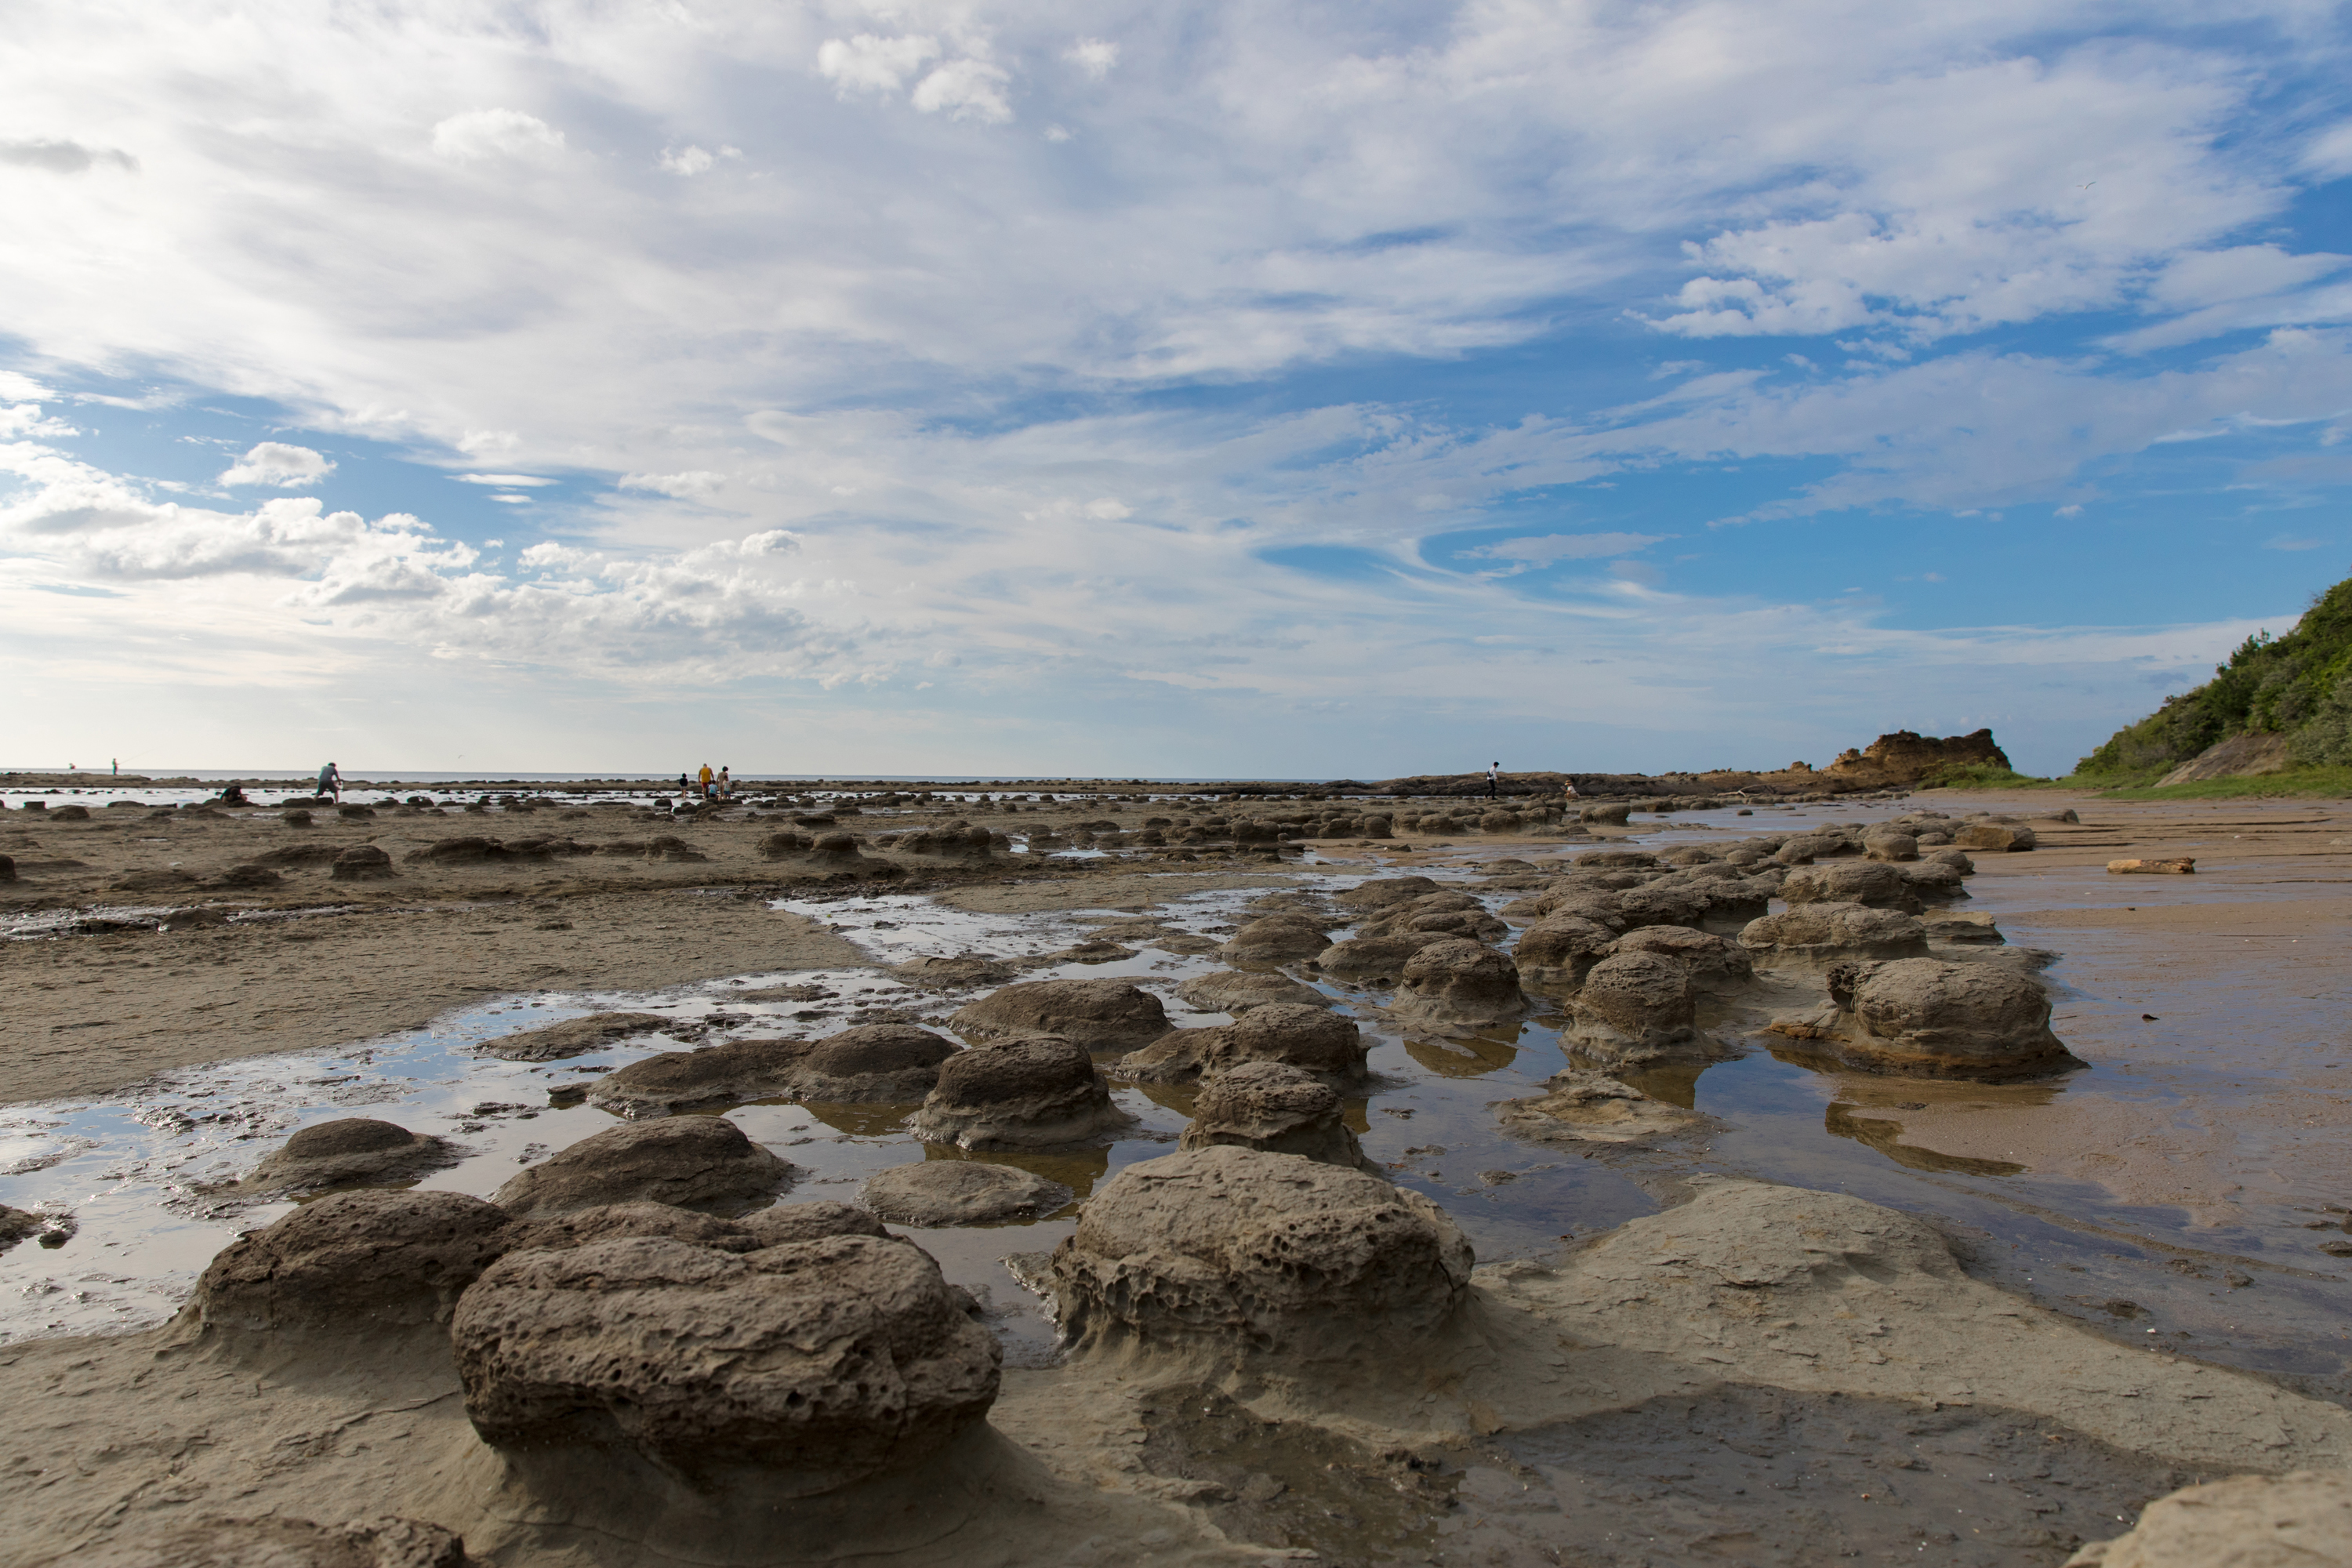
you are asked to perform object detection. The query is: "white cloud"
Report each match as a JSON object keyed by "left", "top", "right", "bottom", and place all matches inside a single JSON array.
[
  {"left": 620, "top": 470, "right": 725, "bottom": 498},
  {"left": 1065, "top": 39, "right": 1119, "bottom": 81},
  {"left": 430, "top": 109, "right": 565, "bottom": 162},
  {"left": 0, "top": 372, "right": 56, "bottom": 401},
  {"left": 661, "top": 145, "right": 716, "bottom": 176},
  {"left": 0, "top": 138, "right": 136, "bottom": 174},
  {"left": 454, "top": 473, "right": 557, "bottom": 487},
  {"left": 220, "top": 442, "right": 334, "bottom": 488},
  {"left": 1084, "top": 497, "right": 1131, "bottom": 520},
  {"left": 1459, "top": 532, "right": 1665, "bottom": 566},
  {"left": 816, "top": 34, "right": 939, "bottom": 96},
  {"left": 911, "top": 60, "right": 1014, "bottom": 124},
  {"left": 2307, "top": 122, "right": 2352, "bottom": 180}
]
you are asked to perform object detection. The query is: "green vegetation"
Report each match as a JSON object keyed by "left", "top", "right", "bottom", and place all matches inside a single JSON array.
[
  {"left": 1917, "top": 760, "right": 2059, "bottom": 789},
  {"left": 2085, "top": 766, "right": 2352, "bottom": 800},
  {"left": 2076, "top": 568, "right": 2352, "bottom": 779}
]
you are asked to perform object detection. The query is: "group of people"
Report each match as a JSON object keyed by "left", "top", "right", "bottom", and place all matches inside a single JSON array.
[{"left": 679, "top": 764, "right": 732, "bottom": 800}]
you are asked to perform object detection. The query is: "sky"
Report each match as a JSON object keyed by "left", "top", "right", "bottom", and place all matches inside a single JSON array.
[{"left": 3, "top": 1, "right": 2350, "bottom": 779}]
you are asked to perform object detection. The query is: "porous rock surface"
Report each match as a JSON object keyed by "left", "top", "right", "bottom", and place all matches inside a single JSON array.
[
  {"left": 1333, "top": 875, "right": 1442, "bottom": 910},
  {"left": 492, "top": 1117, "right": 795, "bottom": 1218},
  {"left": 1774, "top": 957, "right": 2082, "bottom": 1079},
  {"left": 741, "top": 1201, "right": 891, "bottom": 1246},
  {"left": 1512, "top": 914, "right": 1620, "bottom": 992},
  {"left": 1177, "top": 1061, "right": 1375, "bottom": 1171},
  {"left": 1780, "top": 861, "right": 1925, "bottom": 914},
  {"left": 187, "top": 1189, "right": 511, "bottom": 1334},
  {"left": 1606, "top": 926, "right": 1755, "bottom": 995},
  {"left": 1175, "top": 970, "right": 1330, "bottom": 1014},
  {"left": 889, "top": 953, "right": 1022, "bottom": 991},
  {"left": 1116, "top": 1003, "right": 1368, "bottom": 1086},
  {"left": 474, "top": 1011, "right": 678, "bottom": 1062},
  {"left": 1051, "top": 1145, "right": 1472, "bottom": 1358},
  {"left": 1312, "top": 929, "right": 1450, "bottom": 982},
  {"left": 862, "top": 1160, "right": 1073, "bottom": 1225},
  {"left": 501, "top": 1201, "right": 768, "bottom": 1256},
  {"left": 452, "top": 1232, "right": 1000, "bottom": 1494},
  {"left": 1218, "top": 915, "right": 1332, "bottom": 964},
  {"left": 1389, "top": 938, "right": 1526, "bottom": 1033},
  {"left": 2063, "top": 1468, "right": 2352, "bottom": 1567},
  {"left": 1564, "top": 951, "right": 1717, "bottom": 1066},
  {"left": 328, "top": 845, "right": 397, "bottom": 881},
  {"left": 1497, "top": 1069, "right": 1717, "bottom": 1145},
  {"left": 586, "top": 1036, "right": 814, "bottom": 1116},
  {"left": 1740, "top": 902, "right": 1931, "bottom": 967},
  {"left": 949, "top": 978, "right": 1171, "bottom": 1053},
  {"left": 231, "top": 1118, "right": 457, "bottom": 1196},
  {"left": 789, "top": 1023, "right": 960, "bottom": 1102},
  {"left": 908, "top": 1033, "right": 1132, "bottom": 1149}
]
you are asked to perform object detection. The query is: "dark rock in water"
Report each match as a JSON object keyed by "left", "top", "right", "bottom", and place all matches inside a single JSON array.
[
  {"left": 281, "top": 810, "right": 315, "bottom": 826},
  {"left": 1392, "top": 939, "right": 1526, "bottom": 1033},
  {"left": 1782, "top": 861, "right": 1923, "bottom": 914},
  {"left": 1174, "top": 971, "right": 1330, "bottom": 1014},
  {"left": 792, "top": 1024, "right": 960, "bottom": 1102},
  {"left": 588, "top": 1037, "right": 817, "bottom": 1116},
  {"left": 909, "top": 1033, "right": 1132, "bottom": 1149},
  {"left": 232, "top": 1118, "right": 457, "bottom": 1196},
  {"left": 0, "top": 1203, "right": 41, "bottom": 1252},
  {"left": 741, "top": 1201, "right": 890, "bottom": 1246},
  {"left": 256, "top": 843, "right": 343, "bottom": 866},
  {"left": 1118, "top": 1004, "right": 1368, "bottom": 1086},
  {"left": 949, "top": 977, "right": 1170, "bottom": 1053},
  {"left": 52, "top": 804, "right": 89, "bottom": 820},
  {"left": 1333, "top": 875, "right": 1441, "bottom": 910},
  {"left": 492, "top": 1118, "right": 796, "bottom": 1218},
  {"left": 41, "top": 1515, "right": 472, "bottom": 1568},
  {"left": 0, "top": 854, "right": 13, "bottom": 882},
  {"left": 329, "top": 844, "right": 397, "bottom": 881},
  {"left": 887, "top": 826, "right": 998, "bottom": 862},
  {"left": 1773, "top": 958, "right": 2083, "bottom": 1080},
  {"left": 1218, "top": 915, "right": 1331, "bottom": 963},
  {"left": 1565, "top": 952, "right": 1722, "bottom": 1067},
  {"left": 452, "top": 1232, "right": 1000, "bottom": 1494},
  {"left": 861, "top": 1160, "right": 1072, "bottom": 1225},
  {"left": 187, "top": 1189, "right": 511, "bottom": 1334},
  {"left": 337, "top": 804, "right": 377, "bottom": 819},
  {"left": 110, "top": 869, "right": 201, "bottom": 892},
  {"left": 215, "top": 863, "right": 284, "bottom": 889},
  {"left": 1514, "top": 915, "right": 1618, "bottom": 992},
  {"left": 890, "top": 953, "right": 1022, "bottom": 990},
  {"left": 1607, "top": 926, "right": 1754, "bottom": 995},
  {"left": 1051, "top": 1146, "right": 1471, "bottom": 1359},
  {"left": 1178, "top": 1062, "right": 1375, "bottom": 1171},
  {"left": 1740, "top": 902, "right": 1929, "bottom": 968},
  {"left": 1312, "top": 929, "right": 1450, "bottom": 983},
  {"left": 1900, "top": 858, "right": 1971, "bottom": 903},
  {"left": 475, "top": 1010, "right": 679, "bottom": 1062}
]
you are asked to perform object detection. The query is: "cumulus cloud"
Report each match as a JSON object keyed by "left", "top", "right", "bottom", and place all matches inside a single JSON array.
[
  {"left": 0, "top": 138, "right": 136, "bottom": 174},
  {"left": 816, "top": 34, "right": 940, "bottom": 96},
  {"left": 910, "top": 60, "right": 1014, "bottom": 123},
  {"left": 1064, "top": 39, "right": 1119, "bottom": 80},
  {"left": 220, "top": 442, "right": 334, "bottom": 488},
  {"left": 431, "top": 109, "right": 565, "bottom": 162},
  {"left": 619, "top": 470, "right": 725, "bottom": 498},
  {"left": 660, "top": 144, "right": 741, "bottom": 176}
]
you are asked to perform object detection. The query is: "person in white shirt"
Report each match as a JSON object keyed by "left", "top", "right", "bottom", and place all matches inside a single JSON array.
[{"left": 1486, "top": 761, "right": 1500, "bottom": 799}]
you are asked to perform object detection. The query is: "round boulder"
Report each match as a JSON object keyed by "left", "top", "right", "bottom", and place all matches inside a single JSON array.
[
  {"left": 1740, "top": 902, "right": 1930, "bottom": 968},
  {"left": 862, "top": 1160, "right": 1073, "bottom": 1225},
  {"left": 1050, "top": 1146, "right": 1472, "bottom": 1359},
  {"left": 1390, "top": 938, "right": 1526, "bottom": 1033},
  {"left": 790, "top": 1024, "right": 959, "bottom": 1102},
  {"left": 1565, "top": 951, "right": 1718, "bottom": 1067},
  {"left": 1607, "top": 926, "right": 1755, "bottom": 995},
  {"left": 1332, "top": 875, "right": 1442, "bottom": 910},
  {"left": 908, "top": 1033, "right": 1133, "bottom": 1149},
  {"left": 1116, "top": 1004, "right": 1369, "bottom": 1086},
  {"left": 1178, "top": 1062, "right": 1374, "bottom": 1171},
  {"left": 452, "top": 1232, "right": 1000, "bottom": 1495},
  {"left": 1175, "top": 971, "right": 1330, "bottom": 1014},
  {"left": 1512, "top": 914, "right": 1623, "bottom": 993},
  {"left": 492, "top": 1117, "right": 795, "bottom": 1218},
  {"left": 587, "top": 1037, "right": 815, "bottom": 1116},
  {"left": 232, "top": 1118, "right": 456, "bottom": 1196},
  {"left": 475, "top": 1011, "right": 678, "bottom": 1062},
  {"left": 949, "top": 978, "right": 1170, "bottom": 1054},
  {"left": 1814, "top": 958, "right": 2082, "bottom": 1079},
  {"left": 1780, "top": 861, "right": 1924, "bottom": 914},
  {"left": 1218, "top": 916, "right": 1331, "bottom": 964},
  {"left": 187, "top": 1189, "right": 511, "bottom": 1334},
  {"left": 1312, "top": 929, "right": 1450, "bottom": 984},
  {"left": 328, "top": 844, "right": 397, "bottom": 881},
  {"left": 742, "top": 1201, "right": 891, "bottom": 1246}
]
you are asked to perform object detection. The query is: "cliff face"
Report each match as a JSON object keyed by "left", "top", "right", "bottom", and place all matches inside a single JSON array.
[
  {"left": 2080, "top": 570, "right": 2352, "bottom": 780},
  {"left": 1825, "top": 729, "right": 2010, "bottom": 786}
]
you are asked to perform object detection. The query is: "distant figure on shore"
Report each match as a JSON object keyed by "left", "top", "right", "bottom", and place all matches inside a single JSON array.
[
  {"left": 1486, "top": 761, "right": 1500, "bottom": 799},
  {"left": 1564, "top": 776, "right": 1579, "bottom": 800},
  {"left": 698, "top": 762, "right": 714, "bottom": 800},
  {"left": 111, "top": 759, "right": 118, "bottom": 777},
  {"left": 318, "top": 761, "right": 342, "bottom": 803},
  {"left": 718, "top": 765, "right": 731, "bottom": 797},
  {"left": 677, "top": 771, "right": 688, "bottom": 793},
  {"left": 216, "top": 780, "right": 249, "bottom": 806}
]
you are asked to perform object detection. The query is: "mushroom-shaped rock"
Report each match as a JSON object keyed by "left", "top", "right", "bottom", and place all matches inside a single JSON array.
[
  {"left": 41, "top": 1515, "right": 473, "bottom": 1568},
  {"left": 888, "top": 826, "right": 998, "bottom": 862},
  {"left": 1780, "top": 860, "right": 1924, "bottom": 914},
  {"left": 1050, "top": 1146, "right": 1471, "bottom": 1359},
  {"left": 742, "top": 1201, "right": 891, "bottom": 1246},
  {"left": 503, "top": 1202, "right": 765, "bottom": 1256},
  {"left": 1862, "top": 829, "right": 1918, "bottom": 862},
  {"left": 1116, "top": 1004, "right": 1369, "bottom": 1086},
  {"left": 187, "top": 1189, "right": 511, "bottom": 1335},
  {"left": 1900, "top": 859, "right": 1971, "bottom": 903},
  {"left": 1955, "top": 821, "right": 2037, "bottom": 851},
  {"left": 328, "top": 844, "right": 397, "bottom": 881},
  {"left": 452, "top": 1232, "right": 1000, "bottom": 1495},
  {"left": 889, "top": 953, "right": 1021, "bottom": 991},
  {"left": 1217, "top": 915, "right": 1331, "bottom": 964},
  {"left": 1175, "top": 971, "right": 1330, "bottom": 1014},
  {"left": 1497, "top": 1069, "right": 1716, "bottom": 1146},
  {"left": 1778, "top": 958, "right": 2082, "bottom": 1080},
  {"left": 908, "top": 1034, "right": 1133, "bottom": 1149},
  {"left": 492, "top": 1118, "right": 795, "bottom": 1218},
  {"left": 476, "top": 1011, "right": 679, "bottom": 1062},
  {"left": 1391, "top": 938, "right": 1526, "bottom": 1033},
  {"left": 1333, "top": 875, "right": 1442, "bottom": 910},
  {"left": 1359, "top": 902, "right": 1508, "bottom": 945},
  {"left": 1512, "top": 914, "right": 1628, "bottom": 993},
  {"left": 1565, "top": 951, "right": 1722, "bottom": 1068},
  {"left": 862, "top": 1160, "right": 1073, "bottom": 1225},
  {"left": 790, "top": 1024, "right": 959, "bottom": 1102},
  {"left": 1607, "top": 926, "right": 1755, "bottom": 995},
  {"left": 587, "top": 1037, "right": 815, "bottom": 1116},
  {"left": 2062, "top": 1469, "right": 2352, "bottom": 1568},
  {"left": 1609, "top": 883, "right": 1712, "bottom": 931},
  {"left": 1178, "top": 1062, "right": 1374, "bottom": 1171},
  {"left": 231, "top": 1118, "right": 457, "bottom": 1196},
  {"left": 1739, "top": 902, "right": 1930, "bottom": 968},
  {"left": 1312, "top": 929, "right": 1450, "bottom": 983},
  {"left": 949, "top": 978, "right": 1170, "bottom": 1054}
]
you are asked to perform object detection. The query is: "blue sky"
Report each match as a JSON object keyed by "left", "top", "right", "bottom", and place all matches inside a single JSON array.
[{"left": 3, "top": 1, "right": 2350, "bottom": 777}]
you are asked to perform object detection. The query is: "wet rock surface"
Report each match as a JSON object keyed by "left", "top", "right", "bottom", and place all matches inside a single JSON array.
[
  {"left": 1565, "top": 950, "right": 1717, "bottom": 1067},
  {"left": 1178, "top": 1061, "right": 1375, "bottom": 1171},
  {"left": 491, "top": 1116, "right": 795, "bottom": 1218},
  {"left": 862, "top": 1159, "right": 1073, "bottom": 1225},
  {"left": 1776, "top": 957, "right": 2084, "bottom": 1079},
  {"left": 1218, "top": 915, "right": 1332, "bottom": 963},
  {"left": 790, "top": 1023, "right": 960, "bottom": 1102},
  {"left": 1740, "top": 901, "right": 1931, "bottom": 967},
  {"left": 908, "top": 1033, "right": 1132, "bottom": 1149},
  {"left": 228, "top": 1117, "right": 458, "bottom": 1196},
  {"left": 1117, "top": 1004, "right": 1369, "bottom": 1086},
  {"left": 1512, "top": 913, "right": 1620, "bottom": 991},
  {"left": 187, "top": 1189, "right": 512, "bottom": 1334},
  {"left": 474, "top": 1011, "right": 680, "bottom": 1062},
  {"left": 452, "top": 1232, "right": 1000, "bottom": 1494},
  {"left": 1390, "top": 938, "right": 1526, "bottom": 1033},
  {"left": 1497, "top": 1068, "right": 1717, "bottom": 1145},
  {"left": 949, "top": 978, "right": 1171, "bottom": 1053},
  {"left": 1174, "top": 970, "right": 1330, "bottom": 1014},
  {"left": 586, "top": 1036, "right": 814, "bottom": 1115},
  {"left": 1051, "top": 1145, "right": 1472, "bottom": 1358}
]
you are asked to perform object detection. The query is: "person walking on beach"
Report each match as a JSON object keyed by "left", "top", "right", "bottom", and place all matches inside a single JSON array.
[
  {"left": 697, "top": 762, "right": 714, "bottom": 800},
  {"left": 318, "top": 761, "right": 342, "bottom": 803},
  {"left": 1486, "top": 761, "right": 1500, "bottom": 799},
  {"left": 717, "top": 765, "right": 732, "bottom": 798}
]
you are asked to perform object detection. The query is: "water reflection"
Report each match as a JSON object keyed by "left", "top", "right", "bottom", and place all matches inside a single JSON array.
[
  {"left": 920, "top": 1139, "right": 1111, "bottom": 1207},
  {"left": 1824, "top": 1103, "right": 2027, "bottom": 1178},
  {"left": 1403, "top": 1029, "right": 1523, "bottom": 1078},
  {"left": 1612, "top": 1063, "right": 1706, "bottom": 1110}
]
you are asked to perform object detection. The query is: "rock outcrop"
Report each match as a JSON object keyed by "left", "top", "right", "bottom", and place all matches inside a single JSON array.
[
  {"left": 1739, "top": 902, "right": 1931, "bottom": 968},
  {"left": 229, "top": 1118, "right": 457, "bottom": 1196},
  {"left": 587, "top": 1037, "right": 816, "bottom": 1116},
  {"left": 1177, "top": 1062, "right": 1375, "bottom": 1171},
  {"left": 328, "top": 845, "right": 397, "bottom": 881},
  {"left": 2063, "top": 1468, "right": 2352, "bottom": 1566},
  {"left": 1218, "top": 915, "right": 1333, "bottom": 964},
  {"left": 1564, "top": 951, "right": 1721, "bottom": 1067},
  {"left": 789, "top": 1024, "right": 960, "bottom": 1102},
  {"left": 474, "top": 1011, "right": 679, "bottom": 1062},
  {"left": 1174, "top": 971, "right": 1330, "bottom": 1014},
  {"left": 492, "top": 1118, "right": 795, "bottom": 1218},
  {"left": 1389, "top": 938, "right": 1526, "bottom": 1033},
  {"left": 186, "top": 1189, "right": 511, "bottom": 1335},
  {"left": 949, "top": 978, "right": 1170, "bottom": 1054},
  {"left": 862, "top": 1160, "right": 1073, "bottom": 1225},
  {"left": 1771, "top": 958, "right": 2083, "bottom": 1079},
  {"left": 1116, "top": 1004, "right": 1369, "bottom": 1087},
  {"left": 907, "top": 1033, "right": 1133, "bottom": 1149},
  {"left": 1497, "top": 1069, "right": 1716, "bottom": 1145}
]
